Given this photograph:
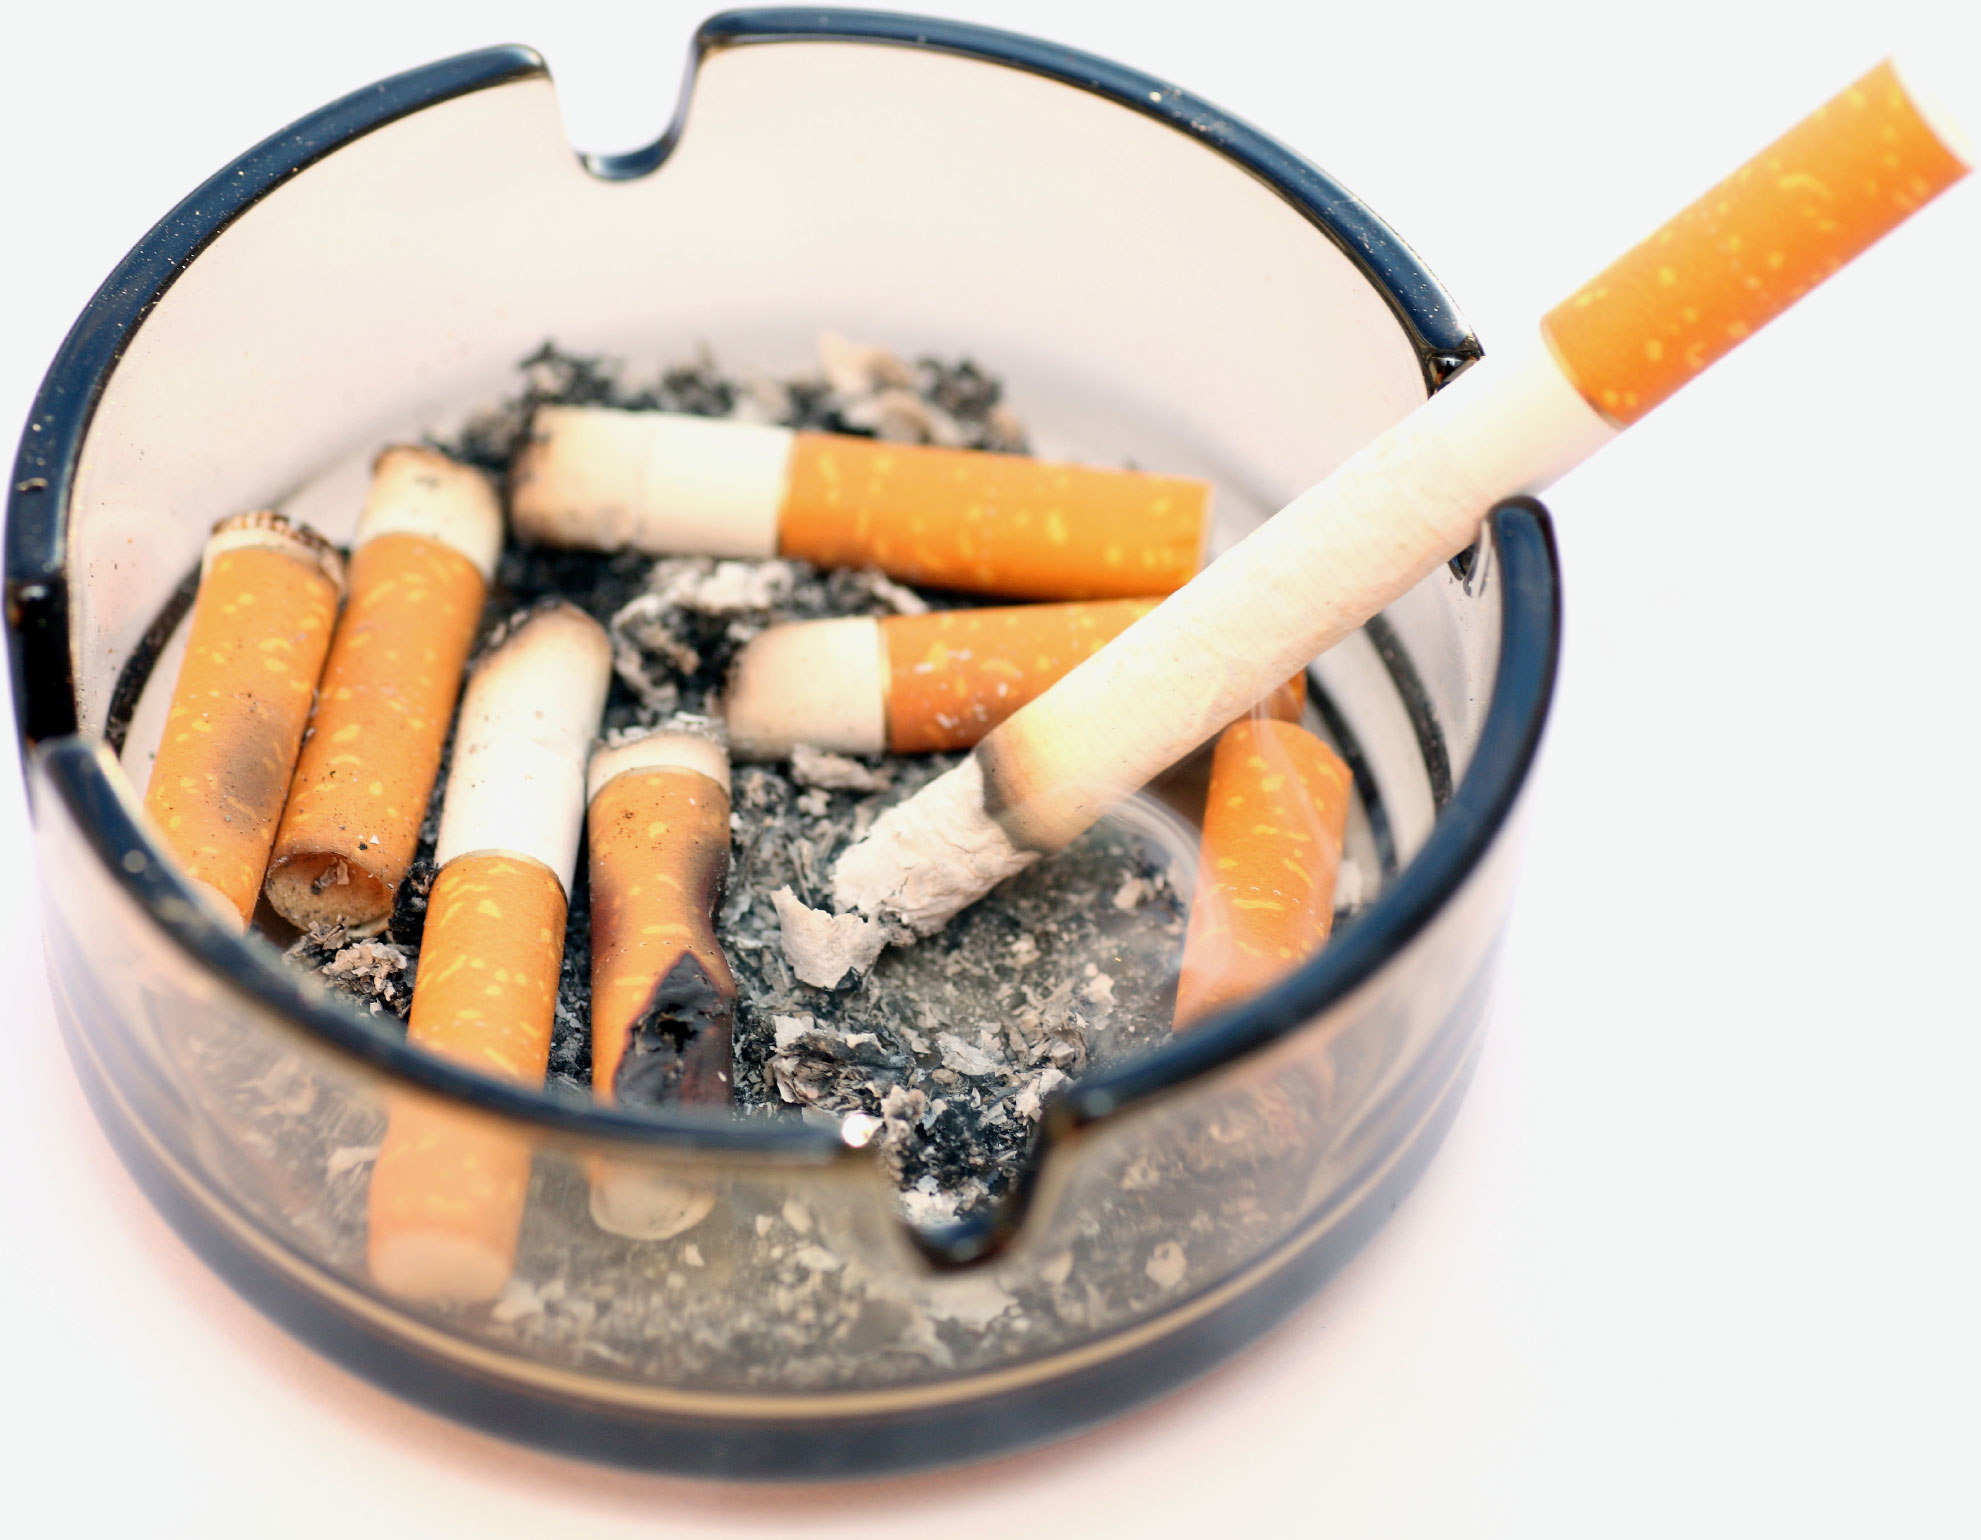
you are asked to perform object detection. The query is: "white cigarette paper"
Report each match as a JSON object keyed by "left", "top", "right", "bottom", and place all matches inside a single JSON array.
[
  {"left": 434, "top": 603, "right": 614, "bottom": 886},
  {"left": 512, "top": 406, "right": 791, "bottom": 558},
  {"left": 723, "top": 616, "right": 887, "bottom": 760},
  {"left": 356, "top": 445, "right": 505, "bottom": 577}
]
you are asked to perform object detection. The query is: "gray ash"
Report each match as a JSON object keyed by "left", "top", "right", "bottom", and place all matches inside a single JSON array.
[
  {"left": 289, "top": 338, "right": 1186, "bottom": 1225},
  {"left": 285, "top": 930, "right": 416, "bottom": 1021},
  {"left": 719, "top": 753, "right": 1184, "bottom": 1221}
]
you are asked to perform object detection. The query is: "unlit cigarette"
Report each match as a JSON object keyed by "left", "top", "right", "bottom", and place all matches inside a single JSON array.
[
  {"left": 725, "top": 598, "right": 1159, "bottom": 759},
  {"left": 264, "top": 447, "right": 502, "bottom": 931},
  {"left": 511, "top": 407, "right": 1209, "bottom": 600},
  {"left": 365, "top": 603, "right": 610, "bottom": 1302},
  {"left": 1173, "top": 717, "right": 1352, "bottom": 1029},
  {"left": 831, "top": 59, "right": 1970, "bottom": 937},
  {"left": 142, "top": 512, "right": 344, "bottom": 927},
  {"left": 584, "top": 728, "right": 735, "bottom": 1239}
]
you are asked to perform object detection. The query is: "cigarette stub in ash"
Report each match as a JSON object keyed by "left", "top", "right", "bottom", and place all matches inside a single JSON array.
[
  {"left": 725, "top": 598, "right": 1160, "bottom": 759},
  {"left": 264, "top": 447, "right": 502, "bottom": 931},
  {"left": 829, "top": 59, "right": 1970, "bottom": 941},
  {"left": 142, "top": 512, "right": 344, "bottom": 927},
  {"left": 365, "top": 603, "right": 611, "bottom": 1302},
  {"left": 510, "top": 406, "right": 1209, "bottom": 600},
  {"left": 1173, "top": 712, "right": 1352, "bottom": 1030},
  {"left": 584, "top": 727, "right": 736, "bottom": 1239}
]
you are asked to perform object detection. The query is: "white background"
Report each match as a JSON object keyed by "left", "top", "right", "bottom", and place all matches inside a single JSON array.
[{"left": 3, "top": 2, "right": 1977, "bottom": 1534}]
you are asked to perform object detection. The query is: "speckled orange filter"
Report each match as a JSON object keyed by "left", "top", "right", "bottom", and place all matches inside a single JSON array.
[
  {"left": 1173, "top": 719, "right": 1352, "bottom": 1030},
  {"left": 1542, "top": 60, "right": 1969, "bottom": 426},
  {"left": 779, "top": 435, "right": 1207, "bottom": 599},
  {"left": 143, "top": 515, "right": 342, "bottom": 926},
  {"left": 265, "top": 531, "right": 486, "bottom": 929},
  {"left": 589, "top": 767, "right": 735, "bottom": 1104},
  {"left": 402, "top": 854, "right": 567, "bottom": 1076},
  {"left": 882, "top": 599, "right": 1159, "bottom": 753},
  {"left": 366, "top": 852, "right": 567, "bottom": 1301}
]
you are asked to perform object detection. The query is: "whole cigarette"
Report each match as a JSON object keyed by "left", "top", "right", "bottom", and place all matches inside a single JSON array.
[
  {"left": 585, "top": 728, "right": 736, "bottom": 1239},
  {"left": 143, "top": 513, "right": 344, "bottom": 927},
  {"left": 511, "top": 407, "right": 1209, "bottom": 600},
  {"left": 1173, "top": 720, "right": 1352, "bottom": 1030},
  {"left": 264, "top": 447, "right": 502, "bottom": 931},
  {"left": 830, "top": 59, "right": 1969, "bottom": 936},
  {"left": 365, "top": 603, "right": 610, "bottom": 1302},
  {"left": 724, "top": 598, "right": 1159, "bottom": 759}
]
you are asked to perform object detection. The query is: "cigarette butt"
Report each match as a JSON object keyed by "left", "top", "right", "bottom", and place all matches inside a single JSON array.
[
  {"left": 511, "top": 405, "right": 1210, "bottom": 600},
  {"left": 586, "top": 731, "right": 736, "bottom": 1103},
  {"left": 725, "top": 599, "right": 1160, "bottom": 759},
  {"left": 365, "top": 603, "right": 611, "bottom": 1301},
  {"left": 265, "top": 448, "right": 501, "bottom": 931},
  {"left": 1173, "top": 720, "right": 1352, "bottom": 1029},
  {"left": 584, "top": 729, "right": 735, "bottom": 1240},
  {"left": 1542, "top": 59, "right": 1970, "bottom": 426},
  {"left": 143, "top": 512, "right": 344, "bottom": 926},
  {"left": 830, "top": 61, "right": 1969, "bottom": 941}
]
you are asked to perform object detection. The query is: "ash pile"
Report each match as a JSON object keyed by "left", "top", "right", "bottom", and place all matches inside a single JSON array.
[{"left": 291, "top": 337, "right": 1188, "bottom": 1224}]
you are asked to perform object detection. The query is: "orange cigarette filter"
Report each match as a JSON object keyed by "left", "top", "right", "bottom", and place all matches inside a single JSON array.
[
  {"left": 588, "top": 743, "right": 736, "bottom": 1106},
  {"left": 364, "top": 603, "right": 611, "bottom": 1301},
  {"left": 143, "top": 513, "right": 343, "bottom": 927},
  {"left": 779, "top": 436, "right": 1206, "bottom": 599},
  {"left": 883, "top": 598, "right": 1160, "bottom": 753},
  {"left": 366, "top": 853, "right": 567, "bottom": 1301},
  {"left": 266, "top": 448, "right": 500, "bottom": 931},
  {"left": 510, "top": 406, "right": 1212, "bottom": 602},
  {"left": 1173, "top": 717, "right": 1352, "bottom": 1030},
  {"left": 724, "top": 597, "right": 1166, "bottom": 760},
  {"left": 1542, "top": 59, "right": 1970, "bottom": 426}
]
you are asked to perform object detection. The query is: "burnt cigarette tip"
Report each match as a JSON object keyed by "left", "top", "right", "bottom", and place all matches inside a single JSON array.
[
  {"left": 587, "top": 723, "right": 732, "bottom": 804},
  {"left": 204, "top": 509, "right": 346, "bottom": 594}
]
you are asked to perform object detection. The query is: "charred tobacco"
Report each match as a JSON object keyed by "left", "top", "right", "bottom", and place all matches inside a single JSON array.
[{"left": 615, "top": 953, "right": 736, "bottom": 1108}]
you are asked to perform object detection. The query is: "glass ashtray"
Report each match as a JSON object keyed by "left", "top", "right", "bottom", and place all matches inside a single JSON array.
[{"left": 4, "top": 9, "right": 1558, "bottom": 1476}]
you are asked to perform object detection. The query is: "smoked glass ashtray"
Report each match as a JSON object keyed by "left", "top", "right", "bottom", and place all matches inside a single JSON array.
[{"left": 5, "top": 10, "right": 1558, "bottom": 1476}]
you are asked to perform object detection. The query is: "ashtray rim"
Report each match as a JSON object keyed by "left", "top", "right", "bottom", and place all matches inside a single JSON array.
[{"left": 3, "top": 9, "right": 1554, "bottom": 1192}]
